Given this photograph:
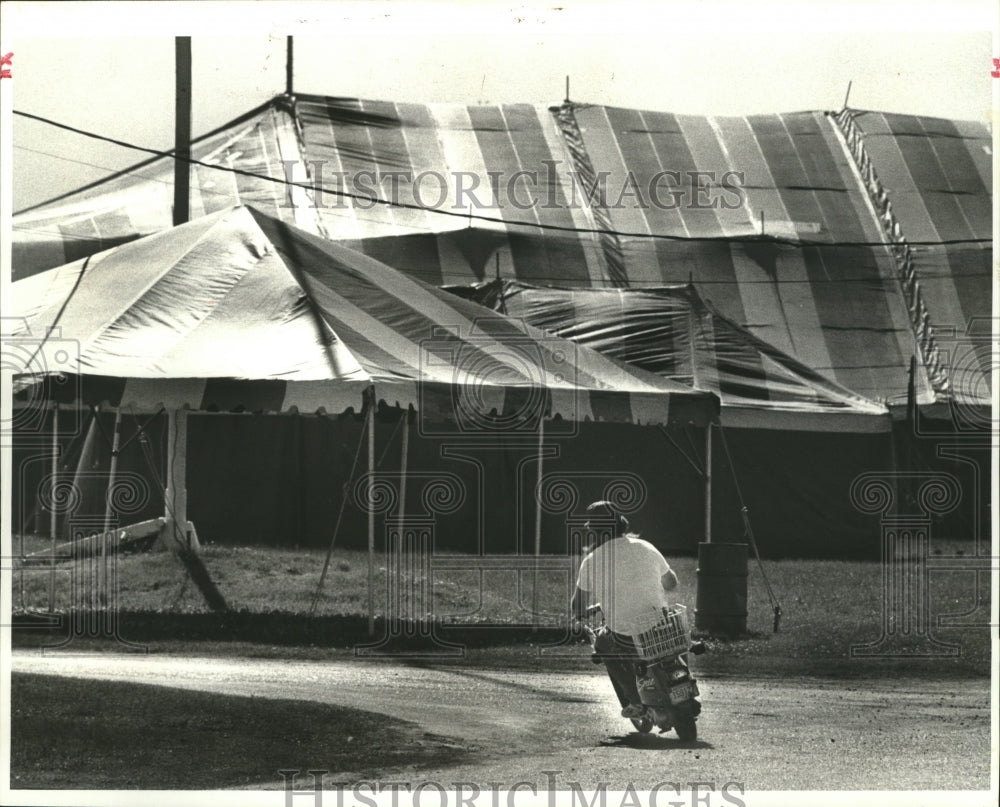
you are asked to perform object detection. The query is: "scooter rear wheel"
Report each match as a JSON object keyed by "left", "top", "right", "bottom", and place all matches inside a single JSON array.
[{"left": 631, "top": 716, "right": 654, "bottom": 733}]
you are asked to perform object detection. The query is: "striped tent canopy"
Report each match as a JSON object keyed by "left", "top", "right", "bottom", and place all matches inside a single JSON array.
[
  {"left": 13, "top": 94, "right": 991, "bottom": 414},
  {"left": 447, "top": 279, "right": 890, "bottom": 432},
  {"left": 10, "top": 205, "right": 715, "bottom": 427}
]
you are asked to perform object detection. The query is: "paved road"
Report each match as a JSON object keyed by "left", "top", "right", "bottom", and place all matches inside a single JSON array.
[{"left": 11, "top": 650, "right": 992, "bottom": 792}]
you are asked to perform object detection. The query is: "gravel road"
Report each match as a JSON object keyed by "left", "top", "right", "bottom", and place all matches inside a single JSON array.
[{"left": 11, "top": 650, "right": 992, "bottom": 792}]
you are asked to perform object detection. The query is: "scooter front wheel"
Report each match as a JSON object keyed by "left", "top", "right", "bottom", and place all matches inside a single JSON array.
[{"left": 674, "top": 714, "right": 697, "bottom": 742}]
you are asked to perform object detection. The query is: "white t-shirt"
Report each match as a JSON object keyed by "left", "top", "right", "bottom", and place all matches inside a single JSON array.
[{"left": 576, "top": 534, "right": 672, "bottom": 636}]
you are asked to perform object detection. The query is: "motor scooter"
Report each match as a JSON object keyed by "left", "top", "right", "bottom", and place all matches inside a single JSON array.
[{"left": 584, "top": 604, "right": 706, "bottom": 739}]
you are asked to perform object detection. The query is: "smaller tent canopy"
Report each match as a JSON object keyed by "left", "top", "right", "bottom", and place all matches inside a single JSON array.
[
  {"left": 447, "top": 279, "right": 891, "bottom": 432},
  {"left": 10, "top": 205, "right": 716, "bottom": 428}
]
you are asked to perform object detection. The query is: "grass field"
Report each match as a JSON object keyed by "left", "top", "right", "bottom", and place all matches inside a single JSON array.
[
  {"left": 11, "top": 534, "right": 991, "bottom": 675},
  {"left": 11, "top": 672, "right": 473, "bottom": 789}
]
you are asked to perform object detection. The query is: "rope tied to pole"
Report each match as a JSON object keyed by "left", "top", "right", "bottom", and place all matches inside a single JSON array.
[{"left": 309, "top": 394, "right": 393, "bottom": 618}]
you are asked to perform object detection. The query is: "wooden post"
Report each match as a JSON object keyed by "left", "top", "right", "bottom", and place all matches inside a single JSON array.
[
  {"left": 534, "top": 417, "right": 545, "bottom": 557},
  {"left": 164, "top": 407, "right": 189, "bottom": 549},
  {"left": 173, "top": 36, "right": 192, "bottom": 227},
  {"left": 398, "top": 410, "right": 410, "bottom": 625},
  {"left": 704, "top": 424, "right": 713, "bottom": 543},
  {"left": 533, "top": 416, "right": 545, "bottom": 624},
  {"left": 48, "top": 402, "right": 59, "bottom": 612},
  {"left": 101, "top": 406, "right": 123, "bottom": 607},
  {"left": 286, "top": 36, "right": 294, "bottom": 95},
  {"left": 367, "top": 391, "right": 376, "bottom": 636},
  {"left": 399, "top": 410, "right": 409, "bottom": 536},
  {"left": 687, "top": 287, "right": 700, "bottom": 389}
]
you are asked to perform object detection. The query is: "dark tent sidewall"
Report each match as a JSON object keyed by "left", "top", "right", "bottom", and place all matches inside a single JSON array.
[{"left": 18, "top": 410, "right": 991, "bottom": 562}]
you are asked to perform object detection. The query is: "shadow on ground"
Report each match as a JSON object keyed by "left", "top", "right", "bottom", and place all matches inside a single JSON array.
[
  {"left": 11, "top": 673, "right": 476, "bottom": 789},
  {"left": 599, "top": 733, "right": 714, "bottom": 751}
]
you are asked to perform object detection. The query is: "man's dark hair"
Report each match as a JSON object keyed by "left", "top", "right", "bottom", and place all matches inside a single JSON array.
[{"left": 585, "top": 500, "right": 630, "bottom": 535}]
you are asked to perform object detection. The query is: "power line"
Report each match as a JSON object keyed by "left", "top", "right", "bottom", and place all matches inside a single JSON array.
[
  {"left": 13, "top": 108, "right": 991, "bottom": 250},
  {"left": 14, "top": 144, "right": 147, "bottom": 176},
  {"left": 12, "top": 145, "right": 249, "bottom": 203},
  {"left": 12, "top": 219, "right": 989, "bottom": 286}
]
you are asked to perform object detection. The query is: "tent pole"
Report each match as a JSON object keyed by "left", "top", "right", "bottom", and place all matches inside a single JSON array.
[
  {"left": 690, "top": 295, "right": 711, "bottom": 543},
  {"left": 164, "top": 407, "right": 190, "bottom": 550},
  {"left": 399, "top": 408, "right": 409, "bottom": 542},
  {"left": 101, "top": 406, "right": 123, "bottom": 607},
  {"left": 687, "top": 290, "right": 700, "bottom": 390},
  {"left": 48, "top": 402, "right": 59, "bottom": 612},
  {"left": 534, "top": 416, "right": 545, "bottom": 556},
  {"left": 704, "top": 423, "right": 713, "bottom": 543},
  {"left": 286, "top": 36, "right": 294, "bottom": 95},
  {"left": 399, "top": 409, "right": 410, "bottom": 625},
  {"left": 533, "top": 415, "right": 545, "bottom": 625},
  {"left": 367, "top": 390, "right": 376, "bottom": 636}
]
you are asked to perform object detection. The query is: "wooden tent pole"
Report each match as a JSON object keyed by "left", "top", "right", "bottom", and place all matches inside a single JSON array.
[
  {"left": 399, "top": 409, "right": 409, "bottom": 539},
  {"left": 399, "top": 409, "right": 410, "bottom": 624},
  {"left": 164, "top": 407, "right": 190, "bottom": 549},
  {"left": 48, "top": 402, "right": 59, "bottom": 612},
  {"left": 533, "top": 415, "right": 545, "bottom": 623},
  {"left": 101, "top": 406, "right": 123, "bottom": 607},
  {"left": 704, "top": 423, "right": 713, "bottom": 543},
  {"left": 689, "top": 293, "right": 712, "bottom": 543},
  {"left": 367, "top": 390, "right": 376, "bottom": 636},
  {"left": 534, "top": 416, "right": 545, "bottom": 557}
]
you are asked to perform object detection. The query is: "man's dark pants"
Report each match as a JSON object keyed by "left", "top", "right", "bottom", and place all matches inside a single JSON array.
[{"left": 592, "top": 627, "right": 643, "bottom": 707}]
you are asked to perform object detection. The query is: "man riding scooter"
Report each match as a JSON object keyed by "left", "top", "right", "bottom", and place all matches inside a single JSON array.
[{"left": 571, "top": 500, "right": 679, "bottom": 719}]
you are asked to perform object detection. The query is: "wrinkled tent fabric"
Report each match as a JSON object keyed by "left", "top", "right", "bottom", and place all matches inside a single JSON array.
[
  {"left": 832, "top": 108, "right": 993, "bottom": 417},
  {"left": 446, "top": 279, "right": 903, "bottom": 557},
  {"left": 13, "top": 95, "right": 991, "bottom": 416},
  {"left": 12, "top": 205, "right": 715, "bottom": 427},
  {"left": 11, "top": 205, "right": 726, "bottom": 557},
  {"left": 447, "top": 278, "right": 891, "bottom": 432}
]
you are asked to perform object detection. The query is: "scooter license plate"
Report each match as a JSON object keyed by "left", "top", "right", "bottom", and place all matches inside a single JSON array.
[{"left": 669, "top": 680, "right": 698, "bottom": 704}]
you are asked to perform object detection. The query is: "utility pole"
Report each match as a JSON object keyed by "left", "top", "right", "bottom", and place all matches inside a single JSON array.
[{"left": 173, "top": 36, "right": 192, "bottom": 226}]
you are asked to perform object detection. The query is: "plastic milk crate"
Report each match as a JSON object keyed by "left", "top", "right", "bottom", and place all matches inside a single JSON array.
[{"left": 632, "top": 605, "right": 690, "bottom": 661}]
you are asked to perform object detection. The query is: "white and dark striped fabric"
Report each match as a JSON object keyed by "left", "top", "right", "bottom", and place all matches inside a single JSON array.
[
  {"left": 11, "top": 206, "right": 716, "bottom": 427},
  {"left": 13, "top": 95, "right": 991, "bottom": 413},
  {"left": 448, "top": 279, "right": 891, "bottom": 433}
]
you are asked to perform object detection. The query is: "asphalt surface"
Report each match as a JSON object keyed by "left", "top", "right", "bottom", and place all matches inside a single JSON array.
[{"left": 10, "top": 650, "right": 993, "bottom": 792}]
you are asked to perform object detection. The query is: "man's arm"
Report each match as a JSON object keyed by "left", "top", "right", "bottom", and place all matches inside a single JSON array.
[
  {"left": 570, "top": 586, "right": 589, "bottom": 620},
  {"left": 661, "top": 568, "right": 678, "bottom": 592}
]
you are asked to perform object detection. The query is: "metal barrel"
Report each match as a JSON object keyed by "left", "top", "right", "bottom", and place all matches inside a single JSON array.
[{"left": 694, "top": 542, "right": 748, "bottom": 634}]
